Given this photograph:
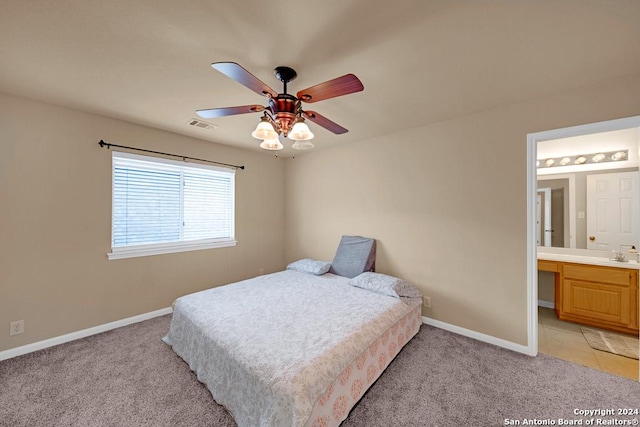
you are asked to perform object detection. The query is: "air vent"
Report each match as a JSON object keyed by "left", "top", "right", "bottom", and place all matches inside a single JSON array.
[{"left": 187, "top": 118, "right": 218, "bottom": 131}]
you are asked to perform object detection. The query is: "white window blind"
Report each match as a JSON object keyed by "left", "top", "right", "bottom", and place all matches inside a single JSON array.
[{"left": 109, "top": 151, "right": 235, "bottom": 260}]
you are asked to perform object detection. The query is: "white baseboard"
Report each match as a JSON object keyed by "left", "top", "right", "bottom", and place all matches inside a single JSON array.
[
  {"left": 422, "top": 316, "right": 534, "bottom": 356},
  {"left": 2, "top": 309, "right": 534, "bottom": 362},
  {"left": 0, "top": 307, "right": 172, "bottom": 362},
  {"left": 537, "top": 300, "right": 555, "bottom": 309}
]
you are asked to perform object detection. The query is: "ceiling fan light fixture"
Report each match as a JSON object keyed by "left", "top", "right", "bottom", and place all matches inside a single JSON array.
[
  {"left": 288, "top": 119, "right": 314, "bottom": 141},
  {"left": 202, "top": 63, "right": 364, "bottom": 152},
  {"left": 291, "top": 140, "right": 315, "bottom": 150},
  {"left": 259, "top": 138, "right": 283, "bottom": 151},
  {"left": 251, "top": 117, "right": 278, "bottom": 140}
]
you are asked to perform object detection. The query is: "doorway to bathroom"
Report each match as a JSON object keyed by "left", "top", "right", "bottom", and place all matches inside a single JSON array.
[{"left": 527, "top": 115, "right": 640, "bottom": 381}]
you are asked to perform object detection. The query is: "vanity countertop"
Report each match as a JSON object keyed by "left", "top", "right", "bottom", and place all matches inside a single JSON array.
[{"left": 538, "top": 251, "right": 640, "bottom": 270}]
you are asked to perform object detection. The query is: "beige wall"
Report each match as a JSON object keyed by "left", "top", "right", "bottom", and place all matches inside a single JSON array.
[
  {"left": 284, "top": 74, "right": 640, "bottom": 346},
  {"left": 0, "top": 93, "right": 286, "bottom": 352},
  {"left": 3, "top": 73, "right": 640, "bottom": 353}
]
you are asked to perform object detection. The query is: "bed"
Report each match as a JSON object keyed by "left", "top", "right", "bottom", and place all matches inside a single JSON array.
[{"left": 163, "top": 236, "right": 423, "bottom": 427}]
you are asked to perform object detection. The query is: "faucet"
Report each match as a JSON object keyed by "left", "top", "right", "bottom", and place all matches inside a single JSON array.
[{"left": 610, "top": 251, "right": 627, "bottom": 262}]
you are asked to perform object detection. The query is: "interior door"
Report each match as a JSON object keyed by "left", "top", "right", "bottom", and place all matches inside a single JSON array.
[{"left": 586, "top": 171, "right": 639, "bottom": 251}]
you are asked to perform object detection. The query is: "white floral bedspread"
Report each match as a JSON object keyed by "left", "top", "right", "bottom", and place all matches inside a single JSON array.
[{"left": 163, "top": 270, "right": 418, "bottom": 427}]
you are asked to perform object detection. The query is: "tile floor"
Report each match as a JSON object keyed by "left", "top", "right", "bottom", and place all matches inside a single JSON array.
[{"left": 538, "top": 307, "right": 639, "bottom": 381}]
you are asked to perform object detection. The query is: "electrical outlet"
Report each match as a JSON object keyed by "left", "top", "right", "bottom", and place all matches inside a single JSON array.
[
  {"left": 423, "top": 297, "right": 432, "bottom": 308},
  {"left": 10, "top": 320, "right": 24, "bottom": 336}
]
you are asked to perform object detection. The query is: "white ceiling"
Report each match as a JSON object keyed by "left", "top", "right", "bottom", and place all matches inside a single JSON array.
[{"left": 2, "top": 1, "right": 640, "bottom": 157}]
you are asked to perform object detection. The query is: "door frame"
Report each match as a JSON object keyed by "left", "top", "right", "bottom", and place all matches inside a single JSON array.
[{"left": 526, "top": 115, "right": 640, "bottom": 358}]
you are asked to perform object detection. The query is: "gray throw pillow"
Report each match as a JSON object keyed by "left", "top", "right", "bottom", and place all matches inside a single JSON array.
[{"left": 329, "top": 235, "right": 376, "bottom": 278}]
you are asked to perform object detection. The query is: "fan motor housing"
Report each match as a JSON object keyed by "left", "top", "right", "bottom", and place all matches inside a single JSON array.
[{"left": 268, "top": 94, "right": 299, "bottom": 135}]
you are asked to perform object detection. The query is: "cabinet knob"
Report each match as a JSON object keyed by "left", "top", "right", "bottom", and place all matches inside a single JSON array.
[{"left": 589, "top": 236, "right": 596, "bottom": 241}]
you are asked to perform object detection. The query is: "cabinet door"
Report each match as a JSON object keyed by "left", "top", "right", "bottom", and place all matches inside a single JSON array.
[{"left": 562, "top": 279, "right": 630, "bottom": 326}]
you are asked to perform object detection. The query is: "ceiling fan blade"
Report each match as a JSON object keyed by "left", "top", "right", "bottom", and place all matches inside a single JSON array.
[
  {"left": 196, "top": 105, "right": 265, "bottom": 119},
  {"left": 212, "top": 62, "right": 278, "bottom": 98},
  {"left": 303, "top": 110, "right": 348, "bottom": 134},
  {"left": 297, "top": 74, "right": 364, "bottom": 103}
]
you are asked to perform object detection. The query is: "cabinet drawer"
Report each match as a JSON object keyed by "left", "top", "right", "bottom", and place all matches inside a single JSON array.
[
  {"left": 562, "top": 279, "right": 630, "bottom": 325},
  {"left": 562, "top": 264, "right": 631, "bottom": 286},
  {"left": 538, "top": 260, "right": 559, "bottom": 272}
]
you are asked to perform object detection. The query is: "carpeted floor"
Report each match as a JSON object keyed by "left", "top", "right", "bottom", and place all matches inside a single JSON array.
[{"left": 1, "top": 315, "right": 639, "bottom": 427}]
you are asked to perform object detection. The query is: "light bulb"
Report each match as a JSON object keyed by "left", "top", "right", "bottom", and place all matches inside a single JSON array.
[{"left": 612, "top": 151, "right": 626, "bottom": 161}]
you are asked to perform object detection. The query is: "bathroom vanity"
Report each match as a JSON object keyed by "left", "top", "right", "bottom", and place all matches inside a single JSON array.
[{"left": 538, "top": 250, "right": 639, "bottom": 335}]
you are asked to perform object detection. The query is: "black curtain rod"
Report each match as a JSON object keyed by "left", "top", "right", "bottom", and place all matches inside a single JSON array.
[{"left": 98, "top": 140, "right": 245, "bottom": 170}]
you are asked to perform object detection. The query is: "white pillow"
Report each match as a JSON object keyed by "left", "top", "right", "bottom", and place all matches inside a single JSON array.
[
  {"left": 286, "top": 258, "right": 332, "bottom": 275},
  {"left": 348, "top": 272, "right": 422, "bottom": 301}
]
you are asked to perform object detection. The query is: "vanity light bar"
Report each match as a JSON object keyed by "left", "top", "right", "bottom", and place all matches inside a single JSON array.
[{"left": 537, "top": 149, "right": 628, "bottom": 169}]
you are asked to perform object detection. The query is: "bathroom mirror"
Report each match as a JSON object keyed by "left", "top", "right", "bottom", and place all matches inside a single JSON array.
[{"left": 537, "top": 128, "right": 640, "bottom": 251}]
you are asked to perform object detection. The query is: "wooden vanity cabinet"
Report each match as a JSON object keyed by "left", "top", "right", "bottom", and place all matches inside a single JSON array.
[
  {"left": 548, "top": 261, "right": 639, "bottom": 335},
  {"left": 556, "top": 263, "right": 638, "bottom": 335}
]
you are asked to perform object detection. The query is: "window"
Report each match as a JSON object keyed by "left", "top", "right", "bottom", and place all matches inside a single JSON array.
[{"left": 108, "top": 151, "right": 235, "bottom": 260}]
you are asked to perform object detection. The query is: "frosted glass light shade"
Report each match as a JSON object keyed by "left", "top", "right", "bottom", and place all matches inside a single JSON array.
[
  {"left": 288, "top": 121, "right": 314, "bottom": 141},
  {"left": 259, "top": 138, "right": 283, "bottom": 151},
  {"left": 252, "top": 120, "right": 278, "bottom": 140},
  {"left": 291, "top": 140, "right": 315, "bottom": 150}
]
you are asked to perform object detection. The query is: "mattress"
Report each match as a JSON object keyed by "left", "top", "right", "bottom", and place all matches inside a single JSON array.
[
  {"left": 163, "top": 270, "right": 422, "bottom": 427},
  {"left": 304, "top": 301, "right": 421, "bottom": 426}
]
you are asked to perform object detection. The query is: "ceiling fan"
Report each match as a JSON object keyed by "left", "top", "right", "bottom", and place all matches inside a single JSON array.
[{"left": 196, "top": 62, "right": 364, "bottom": 151}]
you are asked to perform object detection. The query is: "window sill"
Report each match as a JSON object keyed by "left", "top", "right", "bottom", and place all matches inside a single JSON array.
[{"left": 107, "top": 239, "right": 237, "bottom": 260}]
